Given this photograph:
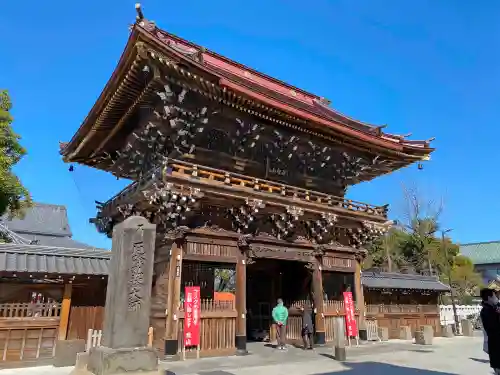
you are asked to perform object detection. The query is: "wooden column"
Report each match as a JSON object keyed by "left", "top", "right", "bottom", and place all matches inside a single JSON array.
[
  {"left": 235, "top": 253, "right": 247, "bottom": 353},
  {"left": 58, "top": 283, "right": 72, "bottom": 340},
  {"left": 311, "top": 258, "right": 325, "bottom": 345},
  {"left": 236, "top": 235, "right": 250, "bottom": 354},
  {"left": 150, "top": 248, "right": 170, "bottom": 354},
  {"left": 164, "top": 227, "right": 187, "bottom": 356},
  {"left": 354, "top": 255, "right": 367, "bottom": 340}
]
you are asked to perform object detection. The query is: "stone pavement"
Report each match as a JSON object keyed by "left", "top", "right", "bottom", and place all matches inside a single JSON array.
[{"left": 0, "top": 336, "right": 489, "bottom": 375}]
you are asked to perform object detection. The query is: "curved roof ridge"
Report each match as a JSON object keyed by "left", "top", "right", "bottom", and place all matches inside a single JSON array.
[
  {"left": 461, "top": 240, "right": 500, "bottom": 246},
  {"left": 141, "top": 20, "right": 434, "bottom": 150},
  {"left": 0, "top": 243, "right": 110, "bottom": 258}
]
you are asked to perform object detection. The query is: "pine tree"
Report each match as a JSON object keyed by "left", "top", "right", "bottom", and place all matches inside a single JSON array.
[{"left": 0, "top": 90, "right": 32, "bottom": 219}]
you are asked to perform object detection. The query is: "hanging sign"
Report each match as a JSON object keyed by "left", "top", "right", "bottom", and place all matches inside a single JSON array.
[
  {"left": 343, "top": 291, "right": 358, "bottom": 337},
  {"left": 184, "top": 286, "right": 201, "bottom": 347}
]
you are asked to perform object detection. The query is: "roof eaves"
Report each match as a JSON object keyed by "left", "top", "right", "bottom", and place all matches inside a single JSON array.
[{"left": 144, "top": 23, "right": 434, "bottom": 154}]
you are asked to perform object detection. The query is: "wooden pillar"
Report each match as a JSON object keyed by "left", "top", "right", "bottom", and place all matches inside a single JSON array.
[
  {"left": 150, "top": 250, "right": 170, "bottom": 354},
  {"left": 58, "top": 283, "right": 72, "bottom": 340},
  {"left": 164, "top": 228, "right": 187, "bottom": 356},
  {"left": 235, "top": 252, "right": 247, "bottom": 353},
  {"left": 312, "top": 258, "right": 325, "bottom": 345},
  {"left": 236, "top": 235, "right": 251, "bottom": 354},
  {"left": 354, "top": 256, "right": 367, "bottom": 340}
]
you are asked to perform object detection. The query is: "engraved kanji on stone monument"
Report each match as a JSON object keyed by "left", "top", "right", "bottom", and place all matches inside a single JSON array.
[
  {"left": 101, "top": 216, "right": 156, "bottom": 349},
  {"left": 128, "top": 241, "right": 146, "bottom": 312}
]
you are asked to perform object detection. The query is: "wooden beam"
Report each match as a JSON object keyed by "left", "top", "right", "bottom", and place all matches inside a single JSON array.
[
  {"left": 354, "top": 260, "right": 366, "bottom": 336},
  {"left": 164, "top": 237, "right": 184, "bottom": 355},
  {"left": 58, "top": 283, "right": 72, "bottom": 340},
  {"left": 312, "top": 259, "right": 325, "bottom": 344}
]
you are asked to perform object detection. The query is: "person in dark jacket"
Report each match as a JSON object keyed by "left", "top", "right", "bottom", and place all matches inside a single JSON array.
[
  {"left": 480, "top": 288, "right": 500, "bottom": 374},
  {"left": 300, "top": 301, "right": 314, "bottom": 350}
]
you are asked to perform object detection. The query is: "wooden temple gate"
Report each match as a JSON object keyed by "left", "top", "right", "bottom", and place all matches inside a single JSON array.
[
  {"left": 58, "top": 5, "right": 435, "bottom": 360},
  {"left": 147, "top": 214, "right": 368, "bottom": 358}
]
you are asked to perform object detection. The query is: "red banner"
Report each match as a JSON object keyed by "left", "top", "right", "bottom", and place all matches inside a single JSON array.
[
  {"left": 184, "top": 286, "right": 201, "bottom": 347},
  {"left": 343, "top": 291, "right": 358, "bottom": 337}
]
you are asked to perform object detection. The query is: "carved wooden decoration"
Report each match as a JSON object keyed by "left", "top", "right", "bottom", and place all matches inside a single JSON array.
[
  {"left": 347, "top": 221, "right": 388, "bottom": 249},
  {"left": 232, "top": 118, "right": 265, "bottom": 159},
  {"left": 304, "top": 213, "right": 338, "bottom": 244},
  {"left": 226, "top": 199, "right": 265, "bottom": 234},
  {"left": 90, "top": 214, "right": 114, "bottom": 236},
  {"left": 89, "top": 71, "right": 396, "bottom": 191},
  {"left": 143, "top": 182, "right": 203, "bottom": 228},
  {"left": 269, "top": 206, "right": 304, "bottom": 240}
]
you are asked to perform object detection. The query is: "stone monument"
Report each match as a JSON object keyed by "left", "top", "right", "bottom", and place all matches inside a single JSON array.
[
  {"left": 399, "top": 326, "right": 412, "bottom": 340},
  {"left": 414, "top": 325, "right": 433, "bottom": 345},
  {"left": 87, "top": 216, "right": 158, "bottom": 375}
]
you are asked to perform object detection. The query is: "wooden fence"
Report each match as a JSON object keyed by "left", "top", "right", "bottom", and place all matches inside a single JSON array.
[
  {"left": 67, "top": 306, "right": 104, "bottom": 340},
  {"left": 0, "top": 303, "right": 61, "bottom": 364},
  {"left": 366, "top": 304, "right": 441, "bottom": 338},
  {"left": 0, "top": 303, "right": 61, "bottom": 318},
  {"left": 177, "top": 299, "right": 236, "bottom": 358}
]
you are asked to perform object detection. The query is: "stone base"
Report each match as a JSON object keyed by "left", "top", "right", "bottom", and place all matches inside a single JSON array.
[
  {"left": 236, "top": 335, "right": 248, "bottom": 355},
  {"left": 69, "top": 352, "right": 90, "bottom": 375},
  {"left": 53, "top": 339, "right": 86, "bottom": 367},
  {"left": 87, "top": 346, "right": 158, "bottom": 375},
  {"left": 378, "top": 327, "right": 389, "bottom": 341},
  {"left": 442, "top": 324, "right": 454, "bottom": 338},
  {"left": 334, "top": 346, "right": 346, "bottom": 361},
  {"left": 399, "top": 326, "right": 412, "bottom": 340},
  {"left": 461, "top": 320, "right": 474, "bottom": 336},
  {"left": 415, "top": 326, "right": 433, "bottom": 345}
]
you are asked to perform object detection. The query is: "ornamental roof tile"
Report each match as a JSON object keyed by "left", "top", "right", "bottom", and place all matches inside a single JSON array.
[{"left": 459, "top": 241, "right": 500, "bottom": 265}]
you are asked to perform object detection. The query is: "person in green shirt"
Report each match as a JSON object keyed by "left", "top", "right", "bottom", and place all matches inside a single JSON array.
[{"left": 272, "top": 298, "right": 289, "bottom": 350}]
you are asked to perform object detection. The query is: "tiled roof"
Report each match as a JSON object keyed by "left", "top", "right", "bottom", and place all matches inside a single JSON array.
[
  {"left": 460, "top": 241, "right": 500, "bottom": 265},
  {"left": 19, "top": 233, "right": 98, "bottom": 249},
  {"left": 362, "top": 271, "right": 450, "bottom": 291},
  {"left": 0, "top": 243, "right": 110, "bottom": 276},
  {"left": 1, "top": 202, "right": 72, "bottom": 236},
  {"left": 1, "top": 202, "right": 101, "bottom": 250}
]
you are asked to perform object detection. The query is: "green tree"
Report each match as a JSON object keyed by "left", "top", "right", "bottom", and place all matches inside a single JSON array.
[
  {"left": 364, "top": 228, "right": 408, "bottom": 271},
  {"left": 0, "top": 90, "right": 32, "bottom": 219},
  {"left": 214, "top": 268, "right": 236, "bottom": 292},
  {"left": 398, "top": 184, "right": 443, "bottom": 273},
  {"left": 440, "top": 253, "right": 483, "bottom": 304}
]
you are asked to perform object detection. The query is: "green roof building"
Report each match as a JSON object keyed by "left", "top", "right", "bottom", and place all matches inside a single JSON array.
[{"left": 460, "top": 241, "right": 500, "bottom": 284}]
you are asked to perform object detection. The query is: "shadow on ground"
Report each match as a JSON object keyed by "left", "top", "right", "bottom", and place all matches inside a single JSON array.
[
  {"left": 469, "top": 357, "right": 489, "bottom": 364},
  {"left": 314, "top": 361, "right": 458, "bottom": 375},
  {"left": 163, "top": 361, "right": 463, "bottom": 375}
]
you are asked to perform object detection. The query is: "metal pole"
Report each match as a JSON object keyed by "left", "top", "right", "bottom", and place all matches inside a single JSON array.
[
  {"left": 384, "top": 234, "right": 392, "bottom": 272},
  {"left": 442, "top": 229, "right": 460, "bottom": 334}
]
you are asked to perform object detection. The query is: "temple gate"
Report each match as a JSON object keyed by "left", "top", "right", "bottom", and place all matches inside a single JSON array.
[{"left": 60, "top": 5, "right": 434, "bottom": 359}]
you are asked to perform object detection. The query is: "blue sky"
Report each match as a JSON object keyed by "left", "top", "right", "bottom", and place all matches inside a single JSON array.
[{"left": 1, "top": 0, "right": 499, "bottom": 249}]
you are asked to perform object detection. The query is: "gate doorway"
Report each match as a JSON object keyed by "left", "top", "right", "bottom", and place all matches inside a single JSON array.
[{"left": 246, "top": 259, "right": 311, "bottom": 341}]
